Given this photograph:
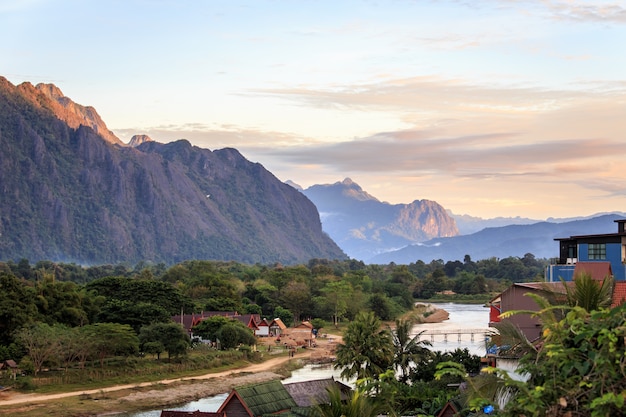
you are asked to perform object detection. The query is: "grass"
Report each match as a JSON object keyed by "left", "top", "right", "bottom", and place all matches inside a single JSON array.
[{"left": 0, "top": 348, "right": 297, "bottom": 417}]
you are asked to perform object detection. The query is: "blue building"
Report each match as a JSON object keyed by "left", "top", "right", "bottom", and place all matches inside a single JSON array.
[{"left": 547, "top": 219, "right": 626, "bottom": 282}]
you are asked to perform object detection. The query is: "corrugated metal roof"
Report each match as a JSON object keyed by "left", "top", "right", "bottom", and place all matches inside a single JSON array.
[
  {"left": 574, "top": 261, "right": 613, "bottom": 281},
  {"left": 235, "top": 379, "right": 298, "bottom": 416},
  {"left": 284, "top": 377, "right": 351, "bottom": 407},
  {"left": 612, "top": 282, "right": 626, "bottom": 308}
]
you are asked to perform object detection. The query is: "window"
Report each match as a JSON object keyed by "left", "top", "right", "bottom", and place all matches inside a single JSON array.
[{"left": 588, "top": 243, "right": 606, "bottom": 260}]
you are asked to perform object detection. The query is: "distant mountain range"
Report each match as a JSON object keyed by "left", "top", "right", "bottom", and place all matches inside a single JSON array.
[
  {"left": 293, "top": 178, "right": 458, "bottom": 261},
  {"left": 0, "top": 77, "right": 346, "bottom": 265},
  {"left": 368, "top": 213, "right": 626, "bottom": 264},
  {"left": 291, "top": 178, "right": 626, "bottom": 263}
]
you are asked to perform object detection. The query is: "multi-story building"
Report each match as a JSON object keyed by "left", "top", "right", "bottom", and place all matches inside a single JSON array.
[{"left": 546, "top": 219, "right": 626, "bottom": 282}]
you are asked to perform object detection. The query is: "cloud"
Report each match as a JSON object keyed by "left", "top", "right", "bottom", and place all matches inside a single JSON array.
[{"left": 544, "top": 1, "right": 626, "bottom": 23}]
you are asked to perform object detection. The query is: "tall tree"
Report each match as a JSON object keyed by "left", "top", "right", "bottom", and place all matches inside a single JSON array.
[
  {"left": 16, "top": 323, "right": 60, "bottom": 375},
  {"left": 82, "top": 323, "right": 139, "bottom": 367},
  {"left": 335, "top": 311, "right": 393, "bottom": 380},
  {"left": 139, "top": 322, "right": 189, "bottom": 360},
  {"left": 389, "top": 318, "right": 431, "bottom": 383}
]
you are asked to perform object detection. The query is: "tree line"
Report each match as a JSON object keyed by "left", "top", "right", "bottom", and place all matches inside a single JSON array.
[{"left": 0, "top": 254, "right": 546, "bottom": 376}]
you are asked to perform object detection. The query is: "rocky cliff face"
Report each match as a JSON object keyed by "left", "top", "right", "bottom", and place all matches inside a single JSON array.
[
  {"left": 16, "top": 81, "right": 124, "bottom": 146},
  {"left": 301, "top": 178, "right": 458, "bottom": 261},
  {"left": 0, "top": 77, "right": 346, "bottom": 265},
  {"left": 128, "top": 134, "right": 154, "bottom": 147}
]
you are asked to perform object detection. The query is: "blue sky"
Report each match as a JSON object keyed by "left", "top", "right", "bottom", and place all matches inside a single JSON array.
[{"left": 2, "top": 0, "right": 626, "bottom": 219}]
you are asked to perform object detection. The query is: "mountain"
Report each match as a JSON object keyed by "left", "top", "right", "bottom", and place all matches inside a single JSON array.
[
  {"left": 128, "top": 134, "right": 154, "bottom": 147},
  {"left": 450, "top": 211, "right": 626, "bottom": 236},
  {"left": 449, "top": 212, "right": 540, "bottom": 235},
  {"left": 0, "top": 77, "right": 346, "bottom": 265},
  {"left": 299, "top": 178, "right": 459, "bottom": 261},
  {"left": 369, "top": 213, "right": 625, "bottom": 264}
]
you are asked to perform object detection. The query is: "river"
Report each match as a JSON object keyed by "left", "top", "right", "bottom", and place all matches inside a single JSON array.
[
  {"left": 411, "top": 302, "right": 492, "bottom": 356},
  {"left": 125, "top": 303, "right": 489, "bottom": 416}
]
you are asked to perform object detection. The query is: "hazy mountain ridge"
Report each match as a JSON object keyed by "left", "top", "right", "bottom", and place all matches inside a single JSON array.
[
  {"left": 300, "top": 178, "right": 459, "bottom": 261},
  {"left": 369, "top": 214, "right": 626, "bottom": 264},
  {"left": 450, "top": 211, "right": 626, "bottom": 236},
  {"left": 0, "top": 77, "right": 346, "bottom": 265}
]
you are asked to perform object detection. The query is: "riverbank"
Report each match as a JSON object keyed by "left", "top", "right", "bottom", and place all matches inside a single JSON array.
[{"left": 0, "top": 305, "right": 452, "bottom": 417}]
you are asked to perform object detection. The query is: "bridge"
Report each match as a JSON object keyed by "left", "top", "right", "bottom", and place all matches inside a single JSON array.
[{"left": 412, "top": 328, "right": 495, "bottom": 343}]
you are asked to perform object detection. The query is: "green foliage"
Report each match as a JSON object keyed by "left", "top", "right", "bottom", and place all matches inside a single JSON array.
[
  {"left": 273, "top": 306, "right": 294, "bottom": 326},
  {"left": 389, "top": 318, "right": 431, "bottom": 383},
  {"left": 502, "top": 303, "right": 626, "bottom": 417},
  {"left": 139, "top": 322, "right": 190, "bottom": 360},
  {"left": 216, "top": 323, "right": 256, "bottom": 349},
  {"left": 334, "top": 311, "right": 393, "bottom": 381},
  {"left": 192, "top": 316, "right": 233, "bottom": 341}
]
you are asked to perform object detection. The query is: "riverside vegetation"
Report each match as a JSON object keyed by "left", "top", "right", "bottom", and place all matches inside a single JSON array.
[{"left": 1, "top": 255, "right": 547, "bottom": 415}]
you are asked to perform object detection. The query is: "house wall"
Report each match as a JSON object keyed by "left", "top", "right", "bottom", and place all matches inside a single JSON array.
[
  {"left": 220, "top": 398, "right": 251, "bottom": 417},
  {"left": 578, "top": 242, "right": 625, "bottom": 281},
  {"left": 500, "top": 286, "right": 543, "bottom": 341},
  {"left": 255, "top": 326, "right": 269, "bottom": 337}
]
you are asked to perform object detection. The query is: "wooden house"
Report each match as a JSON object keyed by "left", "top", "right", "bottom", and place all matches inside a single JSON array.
[
  {"left": 232, "top": 314, "right": 261, "bottom": 333},
  {"left": 254, "top": 318, "right": 270, "bottom": 337},
  {"left": 288, "top": 321, "right": 315, "bottom": 347},
  {"left": 0, "top": 360, "right": 19, "bottom": 380},
  {"left": 489, "top": 282, "right": 569, "bottom": 341},
  {"left": 269, "top": 318, "right": 287, "bottom": 337},
  {"left": 217, "top": 379, "right": 298, "bottom": 417}
]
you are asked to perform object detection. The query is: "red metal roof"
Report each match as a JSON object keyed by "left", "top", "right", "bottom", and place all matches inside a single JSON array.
[
  {"left": 574, "top": 262, "right": 613, "bottom": 281},
  {"left": 612, "top": 282, "right": 626, "bottom": 308}
]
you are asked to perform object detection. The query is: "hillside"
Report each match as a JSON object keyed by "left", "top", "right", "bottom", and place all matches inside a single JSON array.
[
  {"left": 299, "top": 178, "right": 458, "bottom": 261},
  {"left": 0, "top": 77, "right": 346, "bottom": 265}
]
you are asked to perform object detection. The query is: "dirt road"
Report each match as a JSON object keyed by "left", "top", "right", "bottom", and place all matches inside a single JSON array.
[{"left": 0, "top": 350, "right": 312, "bottom": 407}]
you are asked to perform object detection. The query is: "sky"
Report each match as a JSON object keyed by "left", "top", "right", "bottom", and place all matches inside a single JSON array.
[{"left": 2, "top": 0, "right": 626, "bottom": 220}]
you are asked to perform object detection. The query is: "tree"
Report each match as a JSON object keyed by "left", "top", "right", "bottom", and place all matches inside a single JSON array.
[
  {"left": 193, "top": 316, "right": 232, "bottom": 342},
  {"left": 334, "top": 311, "right": 393, "bottom": 380},
  {"left": 83, "top": 323, "right": 139, "bottom": 367},
  {"left": 563, "top": 271, "right": 613, "bottom": 312},
  {"left": 314, "top": 384, "right": 387, "bottom": 417},
  {"left": 280, "top": 281, "right": 311, "bottom": 325},
  {"left": 368, "top": 293, "right": 392, "bottom": 320},
  {"left": 321, "top": 280, "right": 351, "bottom": 326},
  {"left": 273, "top": 306, "right": 293, "bottom": 326},
  {"left": 139, "top": 322, "right": 190, "bottom": 360},
  {"left": 0, "top": 273, "right": 36, "bottom": 345},
  {"left": 389, "top": 318, "right": 431, "bottom": 383},
  {"left": 216, "top": 323, "right": 256, "bottom": 349},
  {"left": 16, "top": 323, "right": 60, "bottom": 375}
]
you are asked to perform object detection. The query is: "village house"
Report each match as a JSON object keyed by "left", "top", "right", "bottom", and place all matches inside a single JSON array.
[
  {"left": 171, "top": 312, "right": 261, "bottom": 340},
  {"left": 215, "top": 378, "right": 351, "bottom": 417},
  {"left": 547, "top": 218, "right": 626, "bottom": 281},
  {"left": 254, "top": 318, "right": 270, "bottom": 337}
]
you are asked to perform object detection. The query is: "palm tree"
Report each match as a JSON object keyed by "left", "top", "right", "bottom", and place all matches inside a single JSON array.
[
  {"left": 334, "top": 311, "right": 393, "bottom": 381},
  {"left": 563, "top": 271, "right": 613, "bottom": 312},
  {"left": 314, "top": 385, "right": 387, "bottom": 417},
  {"left": 389, "top": 318, "right": 431, "bottom": 382}
]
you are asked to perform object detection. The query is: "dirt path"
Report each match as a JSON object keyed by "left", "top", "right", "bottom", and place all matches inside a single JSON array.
[{"left": 0, "top": 350, "right": 312, "bottom": 407}]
